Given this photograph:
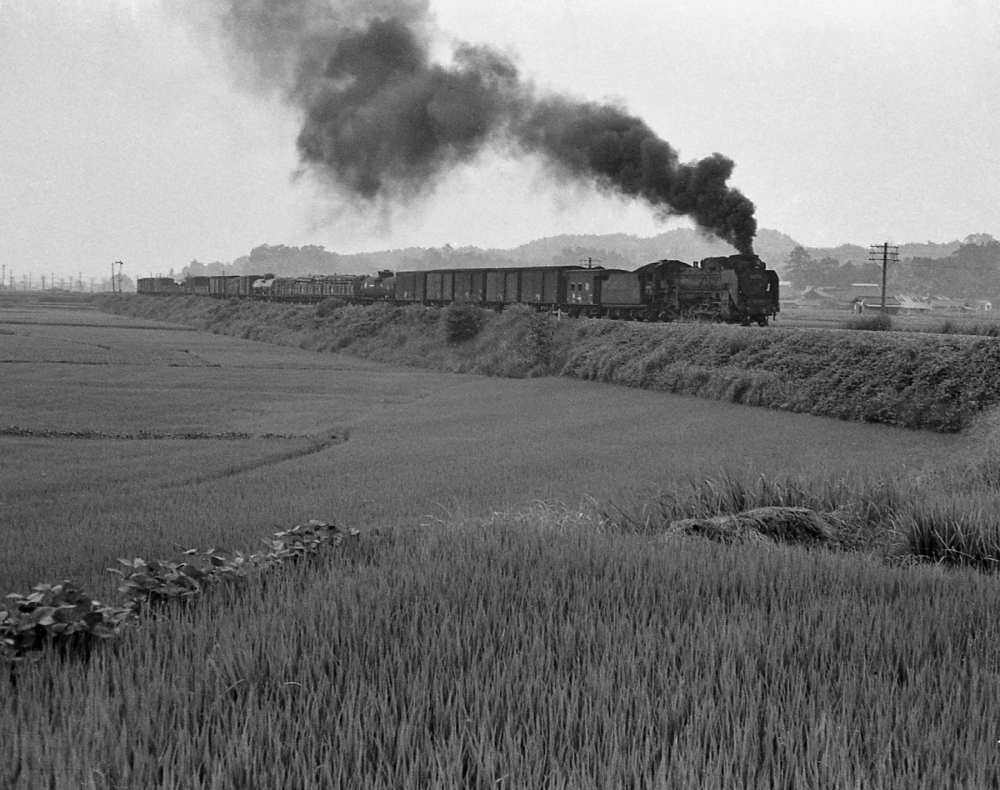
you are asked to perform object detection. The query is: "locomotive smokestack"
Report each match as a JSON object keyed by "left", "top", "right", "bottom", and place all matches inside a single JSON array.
[{"left": 211, "top": 0, "right": 756, "bottom": 254}]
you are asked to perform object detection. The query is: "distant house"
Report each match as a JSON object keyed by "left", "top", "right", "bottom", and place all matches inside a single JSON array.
[
  {"left": 852, "top": 294, "right": 931, "bottom": 315},
  {"left": 847, "top": 284, "right": 884, "bottom": 304},
  {"left": 929, "top": 296, "right": 964, "bottom": 311},
  {"left": 896, "top": 296, "right": 933, "bottom": 313},
  {"left": 929, "top": 297, "right": 993, "bottom": 312}
]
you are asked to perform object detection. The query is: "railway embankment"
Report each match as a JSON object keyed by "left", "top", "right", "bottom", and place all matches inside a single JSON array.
[
  {"left": 565, "top": 321, "right": 1000, "bottom": 432},
  {"left": 97, "top": 295, "right": 1000, "bottom": 432}
]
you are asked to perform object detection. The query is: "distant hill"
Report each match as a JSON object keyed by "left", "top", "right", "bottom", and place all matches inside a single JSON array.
[
  {"left": 804, "top": 241, "right": 962, "bottom": 266},
  {"left": 802, "top": 244, "right": 870, "bottom": 266},
  {"left": 898, "top": 241, "right": 962, "bottom": 259},
  {"left": 186, "top": 232, "right": 980, "bottom": 279},
  {"left": 497, "top": 228, "right": 800, "bottom": 271},
  {"left": 330, "top": 228, "right": 802, "bottom": 274}
]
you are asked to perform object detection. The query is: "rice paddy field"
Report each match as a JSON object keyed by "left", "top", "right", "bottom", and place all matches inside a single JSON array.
[{"left": 5, "top": 299, "right": 1000, "bottom": 788}]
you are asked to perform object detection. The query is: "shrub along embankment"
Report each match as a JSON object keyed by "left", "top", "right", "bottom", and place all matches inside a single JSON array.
[
  {"left": 99, "top": 296, "right": 564, "bottom": 379},
  {"left": 98, "top": 295, "right": 1000, "bottom": 432}
]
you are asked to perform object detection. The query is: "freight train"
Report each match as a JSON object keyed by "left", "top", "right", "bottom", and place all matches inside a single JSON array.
[{"left": 136, "top": 254, "right": 779, "bottom": 325}]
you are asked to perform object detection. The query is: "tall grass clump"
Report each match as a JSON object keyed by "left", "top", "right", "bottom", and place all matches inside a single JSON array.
[
  {"left": 607, "top": 424, "right": 1000, "bottom": 569},
  {"left": 895, "top": 498, "right": 1000, "bottom": 572},
  {"left": 919, "top": 318, "right": 1000, "bottom": 338},
  {"left": 843, "top": 312, "right": 894, "bottom": 331},
  {"left": 7, "top": 509, "right": 1000, "bottom": 788},
  {"left": 456, "top": 306, "right": 562, "bottom": 377},
  {"left": 608, "top": 468, "right": 906, "bottom": 553},
  {"left": 314, "top": 296, "right": 347, "bottom": 319}
]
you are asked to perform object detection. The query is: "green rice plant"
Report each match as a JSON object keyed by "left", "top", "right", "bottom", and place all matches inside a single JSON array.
[
  {"left": 894, "top": 497, "right": 1000, "bottom": 571},
  {"left": 6, "top": 509, "right": 1000, "bottom": 788},
  {"left": 906, "top": 408, "right": 1000, "bottom": 497}
]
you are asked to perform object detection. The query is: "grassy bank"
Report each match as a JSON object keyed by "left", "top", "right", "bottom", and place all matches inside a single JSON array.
[
  {"left": 564, "top": 321, "right": 1000, "bottom": 432},
  {"left": 97, "top": 295, "right": 1000, "bottom": 432}
]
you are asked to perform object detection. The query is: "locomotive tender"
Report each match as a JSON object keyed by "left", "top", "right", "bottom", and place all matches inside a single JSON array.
[{"left": 136, "top": 254, "right": 779, "bottom": 325}]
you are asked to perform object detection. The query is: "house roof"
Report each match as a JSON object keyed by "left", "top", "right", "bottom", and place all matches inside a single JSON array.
[{"left": 854, "top": 294, "right": 931, "bottom": 309}]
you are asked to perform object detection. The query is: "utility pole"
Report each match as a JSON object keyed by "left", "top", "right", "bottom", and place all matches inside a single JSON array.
[
  {"left": 869, "top": 243, "right": 899, "bottom": 312},
  {"left": 579, "top": 257, "right": 602, "bottom": 269}
]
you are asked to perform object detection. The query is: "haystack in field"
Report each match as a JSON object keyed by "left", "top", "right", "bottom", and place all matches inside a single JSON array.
[{"left": 667, "top": 506, "right": 839, "bottom": 547}]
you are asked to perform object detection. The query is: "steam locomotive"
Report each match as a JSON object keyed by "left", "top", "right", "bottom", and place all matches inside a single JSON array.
[{"left": 137, "top": 254, "right": 779, "bottom": 325}]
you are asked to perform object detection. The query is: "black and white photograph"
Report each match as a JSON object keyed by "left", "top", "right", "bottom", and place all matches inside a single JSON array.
[{"left": 3, "top": 0, "right": 1000, "bottom": 787}]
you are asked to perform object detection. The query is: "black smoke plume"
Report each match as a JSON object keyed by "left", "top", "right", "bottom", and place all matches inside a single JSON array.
[{"left": 214, "top": 0, "right": 757, "bottom": 254}]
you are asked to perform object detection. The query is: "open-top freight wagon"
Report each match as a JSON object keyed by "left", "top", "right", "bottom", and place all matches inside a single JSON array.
[
  {"left": 393, "top": 255, "right": 779, "bottom": 325},
  {"left": 208, "top": 275, "right": 263, "bottom": 299}
]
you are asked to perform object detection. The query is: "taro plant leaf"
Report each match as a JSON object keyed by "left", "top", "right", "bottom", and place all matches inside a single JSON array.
[{"left": 5, "top": 520, "right": 354, "bottom": 663}]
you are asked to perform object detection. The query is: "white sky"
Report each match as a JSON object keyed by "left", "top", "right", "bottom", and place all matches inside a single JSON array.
[{"left": 1, "top": 0, "right": 999, "bottom": 281}]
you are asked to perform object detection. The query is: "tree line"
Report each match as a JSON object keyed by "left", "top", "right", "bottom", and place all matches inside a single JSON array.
[
  {"left": 178, "top": 244, "right": 633, "bottom": 279},
  {"left": 785, "top": 235, "right": 1000, "bottom": 299}
]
